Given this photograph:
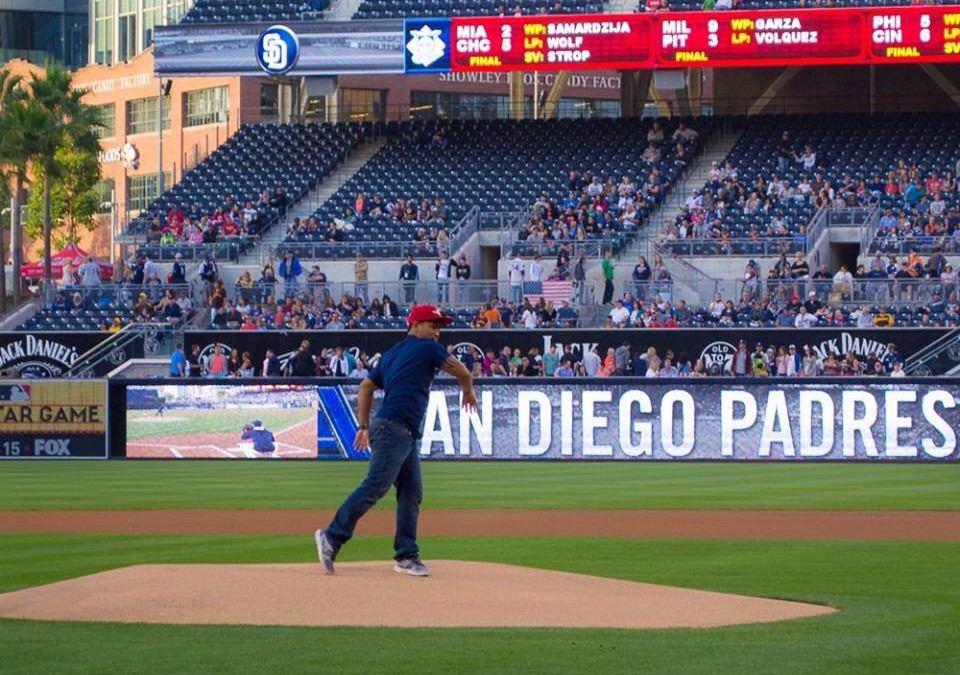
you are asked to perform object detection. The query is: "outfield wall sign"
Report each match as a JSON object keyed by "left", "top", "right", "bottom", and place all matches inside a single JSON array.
[
  {"left": 413, "top": 381, "right": 959, "bottom": 461},
  {"left": 0, "top": 380, "right": 108, "bottom": 459},
  {"left": 120, "top": 378, "right": 959, "bottom": 461},
  {"left": 183, "top": 328, "right": 956, "bottom": 376}
]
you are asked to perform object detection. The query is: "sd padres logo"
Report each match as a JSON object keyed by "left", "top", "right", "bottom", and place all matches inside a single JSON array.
[{"left": 256, "top": 25, "right": 300, "bottom": 75}]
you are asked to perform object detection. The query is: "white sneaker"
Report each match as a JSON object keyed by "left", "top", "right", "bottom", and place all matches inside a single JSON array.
[{"left": 393, "top": 557, "right": 430, "bottom": 577}]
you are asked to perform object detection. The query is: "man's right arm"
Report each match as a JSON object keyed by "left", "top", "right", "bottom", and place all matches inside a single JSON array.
[
  {"left": 354, "top": 377, "right": 379, "bottom": 449},
  {"left": 441, "top": 357, "right": 477, "bottom": 412}
]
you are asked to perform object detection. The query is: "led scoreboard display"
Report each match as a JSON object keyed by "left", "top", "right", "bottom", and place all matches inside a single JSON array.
[
  {"left": 449, "top": 14, "right": 654, "bottom": 71},
  {"left": 438, "top": 7, "right": 960, "bottom": 72},
  {"left": 867, "top": 7, "right": 960, "bottom": 63},
  {"left": 656, "top": 9, "right": 862, "bottom": 67}
]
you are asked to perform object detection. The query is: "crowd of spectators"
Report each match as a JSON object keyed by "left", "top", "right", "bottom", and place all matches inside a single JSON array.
[
  {"left": 173, "top": 336, "right": 908, "bottom": 380},
  {"left": 144, "top": 186, "right": 290, "bottom": 246},
  {"left": 455, "top": 339, "right": 910, "bottom": 378},
  {"left": 520, "top": 122, "right": 700, "bottom": 251},
  {"left": 664, "top": 130, "right": 960, "bottom": 249}
]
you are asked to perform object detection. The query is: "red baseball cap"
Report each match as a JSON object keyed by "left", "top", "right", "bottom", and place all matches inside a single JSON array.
[{"left": 406, "top": 304, "right": 453, "bottom": 327}]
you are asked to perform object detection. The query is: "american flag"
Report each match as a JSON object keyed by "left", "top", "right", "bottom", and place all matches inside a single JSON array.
[{"left": 523, "top": 280, "right": 573, "bottom": 305}]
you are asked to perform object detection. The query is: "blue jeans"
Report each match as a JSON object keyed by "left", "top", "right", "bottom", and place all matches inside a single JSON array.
[{"left": 326, "top": 418, "right": 422, "bottom": 560}]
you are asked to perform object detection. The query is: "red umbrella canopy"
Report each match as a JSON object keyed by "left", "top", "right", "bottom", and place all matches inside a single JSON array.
[{"left": 20, "top": 243, "right": 113, "bottom": 279}]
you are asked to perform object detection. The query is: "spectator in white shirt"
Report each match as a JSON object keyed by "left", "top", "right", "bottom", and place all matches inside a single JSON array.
[
  {"left": 529, "top": 255, "right": 543, "bottom": 283},
  {"left": 795, "top": 306, "right": 817, "bottom": 328},
  {"left": 609, "top": 300, "right": 630, "bottom": 327},
  {"left": 582, "top": 346, "right": 602, "bottom": 376},
  {"left": 508, "top": 255, "right": 525, "bottom": 305}
]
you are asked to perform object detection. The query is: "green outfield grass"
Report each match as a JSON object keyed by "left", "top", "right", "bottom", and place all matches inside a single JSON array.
[
  {"left": 1, "top": 532, "right": 958, "bottom": 675},
  {"left": 127, "top": 408, "right": 313, "bottom": 440},
  {"left": 0, "top": 461, "right": 958, "bottom": 510}
]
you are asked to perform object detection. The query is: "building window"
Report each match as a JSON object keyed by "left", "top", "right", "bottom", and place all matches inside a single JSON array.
[
  {"left": 410, "top": 91, "right": 524, "bottom": 120},
  {"left": 93, "top": 0, "right": 114, "bottom": 65},
  {"left": 184, "top": 86, "right": 228, "bottom": 127},
  {"left": 94, "top": 178, "right": 116, "bottom": 213},
  {"left": 142, "top": 0, "right": 161, "bottom": 49},
  {"left": 340, "top": 88, "right": 386, "bottom": 122},
  {"left": 260, "top": 83, "right": 279, "bottom": 121},
  {"left": 117, "top": 0, "right": 137, "bottom": 62},
  {"left": 127, "top": 173, "right": 169, "bottom": 212},
  {"left": 126, "top": 96, "right": 170, "bottom": 135},
  {"left": 92, "top": 103, "right": 116, "bottom": 139}
]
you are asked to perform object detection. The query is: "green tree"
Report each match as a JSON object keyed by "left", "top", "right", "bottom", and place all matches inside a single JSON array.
[
  {"left": 26, "top": 64, "right": 101, "bottom": 286},
  {"left": 0, "top": 68, "right": 28, "bottom": 310},
  {"left": 25, "top": 134, "right": 101, "bottom": 248}
]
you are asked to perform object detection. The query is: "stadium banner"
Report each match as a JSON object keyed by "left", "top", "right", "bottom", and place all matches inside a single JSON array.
[
  {"left": 0, "top": 332, "right": 140, "bottom": 378},
  {"left": 119, "top": 378, "right": 959, "bottom": 461},
  {"left": 0, "top": 380, "right": 108, "bottom": 459},
  {"left": 153, "top": 20, "right": 405, "bottom": 76},
  {"left": 154, "top": 7, "right": 960, "bottom": 76},
  {"left": 182, "top": 328, "right": 957, "bottom": 375}
]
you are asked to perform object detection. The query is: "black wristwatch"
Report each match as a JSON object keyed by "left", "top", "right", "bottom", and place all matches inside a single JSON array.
[{"left": 358, "top": 424, "right": 368, "bottom": 430}]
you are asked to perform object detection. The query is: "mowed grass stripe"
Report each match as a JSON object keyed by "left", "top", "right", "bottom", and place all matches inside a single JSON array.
[
  {"left": 0, "top": 533, "right": 957, "bottom": 675},
  {"left": 0, "top": 462, "right": 958, "bottom": 510}
]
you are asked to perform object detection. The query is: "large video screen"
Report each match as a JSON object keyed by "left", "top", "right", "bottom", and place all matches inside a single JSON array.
[
  {"left": 125, "top": 383, "right": 367, "bottom": 459},
  {"left": 124, "top": 380, "right": 959, "bottom": 461}
]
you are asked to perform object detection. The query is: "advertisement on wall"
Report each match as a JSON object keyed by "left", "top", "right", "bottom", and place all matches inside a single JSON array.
[
  {"left": 122, "top": 379, "right": 959, "bottom": 461},
  {"left": 183, "top": 328, "right": 958, "bottom": 376},
  {"left": 0, "top": 380, "right": 108, "bottom": 459},
  {"left": 0, "top": 332, "right": 142, "bottom": 378}
]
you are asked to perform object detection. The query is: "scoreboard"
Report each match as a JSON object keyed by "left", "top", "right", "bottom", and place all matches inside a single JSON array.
[
  {"left": 450, "top": 15, "right": 654, "bottom": 70},
  {"left": 867, "top": 7, "right": 960, "bottom": 62},
  {"left": 656, "top": 10, "right": 863, "bottom": 67},
  {"left": 440, "top": 6, "right": 960, "bottom": 72}
]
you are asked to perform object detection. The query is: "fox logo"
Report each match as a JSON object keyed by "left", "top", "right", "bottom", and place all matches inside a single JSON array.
[{"left": 35, "top": 439, "right": 71, "bottom": 456}]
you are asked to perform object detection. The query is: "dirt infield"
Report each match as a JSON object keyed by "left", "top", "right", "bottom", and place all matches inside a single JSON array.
[
  {"left": 1, "top": 508, "right": 958, "bottom": 540},
  {"left": 0, "top": 561, "right": 834, "bottom": 629}
]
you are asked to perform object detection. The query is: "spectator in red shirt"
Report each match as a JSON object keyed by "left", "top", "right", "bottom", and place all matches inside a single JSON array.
[{"left": 167, "top": 205, "right": 184, "bottom": 230}]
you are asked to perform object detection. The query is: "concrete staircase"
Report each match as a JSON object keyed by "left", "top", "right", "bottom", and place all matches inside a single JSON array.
[
  {"left": 239, "top": 136, "right": 387, "bottom": 264},
  {"left": 604, "top": 0, "right": 639, "bottom": 12},
  {"left": 324, "top": 0, "right": 366, "bottom": 21},
  {"left": 620, "top": 128, "right": 742, "bottom": 305}
]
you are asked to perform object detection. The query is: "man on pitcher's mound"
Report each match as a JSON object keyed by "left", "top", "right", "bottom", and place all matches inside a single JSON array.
[{"left": 315, "top": 305, "right": 476, "bottom": 577}]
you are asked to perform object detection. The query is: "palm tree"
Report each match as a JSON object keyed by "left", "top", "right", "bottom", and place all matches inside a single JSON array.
[
  {"left": 27, "top": 65, "right": 101, "bottom": 288},
  {"left": 0, "top": 101, "right": 47, "bottom": 305},
  {"left": 0, "top": 68, "right": 26, "bottom": 310}
]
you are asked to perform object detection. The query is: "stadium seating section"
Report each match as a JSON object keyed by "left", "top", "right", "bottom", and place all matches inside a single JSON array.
[
  {"left": 286, "top": 116, "right": 712, "bottom": 259},
  {"left": 181, "top": 0, "right": 330, "bottom": 24},
  {"left": 353, "top": 0, "right": 601, "bottom": 20},
  {"left": 128, "top": 123, "right": 362, "bottom": 259},
  {"left": 663, "top": 113, "right": 960, "bottom": 257},
  {"left": 644, "top": 0, "right": 953, "bottom": 10}
]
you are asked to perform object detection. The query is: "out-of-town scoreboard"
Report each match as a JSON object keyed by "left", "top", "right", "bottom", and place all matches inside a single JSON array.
[
  {"left": 152, "top": 6, "right": 960, "bottom": 77},
  {"left": 447, "top": 7, "right": 960, "bottom": 71}
]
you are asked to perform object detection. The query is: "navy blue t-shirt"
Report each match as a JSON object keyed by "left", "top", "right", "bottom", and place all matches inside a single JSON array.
[{"left": 369, "top": 336, "right": 449, "bottom": 437}]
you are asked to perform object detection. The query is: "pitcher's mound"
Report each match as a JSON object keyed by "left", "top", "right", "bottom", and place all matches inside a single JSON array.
[{"left": 0, "top": 561, "right": 834, "bottom": 629}]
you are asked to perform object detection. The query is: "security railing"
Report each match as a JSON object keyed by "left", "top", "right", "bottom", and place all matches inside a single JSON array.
[{"left": 658, "top": 236, "right": 807, "bottom": 257}]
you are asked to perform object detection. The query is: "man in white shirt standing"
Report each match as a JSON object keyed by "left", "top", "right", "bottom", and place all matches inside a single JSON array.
[
  {"left": 582, "top": 346, "right": 602, "bottom": 376},
  {"left": 435, "top": 252, "right": 453, "bottom": 305},
  {"left": 529, "top": 255, "right": 544, "bottom": 284},
  {"left": 508, "top": 255, "right": 525, "bottom": 305}
]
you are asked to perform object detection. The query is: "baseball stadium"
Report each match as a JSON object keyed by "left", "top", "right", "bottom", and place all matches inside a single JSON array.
[{"left": 1, "top": 0, "right": 960, "bottom": 673}]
